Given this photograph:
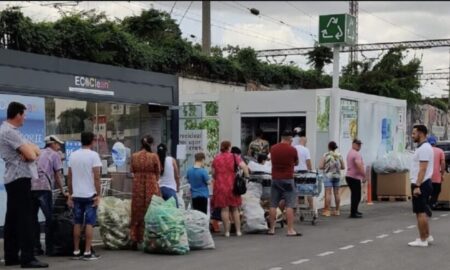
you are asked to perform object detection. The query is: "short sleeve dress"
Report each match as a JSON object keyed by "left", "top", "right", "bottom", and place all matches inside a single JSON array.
[{"left": 212, "top": 152, "right": 242, "bottom": 208}]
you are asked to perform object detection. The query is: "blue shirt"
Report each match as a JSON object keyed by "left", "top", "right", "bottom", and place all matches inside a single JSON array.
[{"left": 186, "top": 166, "right": 210, "bottom": 198}]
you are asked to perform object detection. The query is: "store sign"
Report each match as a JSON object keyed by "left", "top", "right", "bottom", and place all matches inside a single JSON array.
[
  {"left": 69, "top": 76, "right": 115, "bottom": 96},
  {"left": 179, "top": 130, "right": 207, "bottom": 153}
]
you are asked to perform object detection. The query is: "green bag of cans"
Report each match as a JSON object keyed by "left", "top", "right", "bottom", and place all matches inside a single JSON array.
[{"left": 143, "top": 196, "right": 189, "bottom": 255}]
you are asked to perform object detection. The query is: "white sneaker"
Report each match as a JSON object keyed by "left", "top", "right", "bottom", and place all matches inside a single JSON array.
[
  {"left": 408, "top": 238, "right": 428, "bottom": 247},
  {"left": 224, "top": 232, "right": 230, "bottom": 238},
  {"left": 427, "top": 235, "right": 434, "bottom": 243}
]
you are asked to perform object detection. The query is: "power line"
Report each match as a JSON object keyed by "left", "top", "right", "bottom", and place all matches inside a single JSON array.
[
  {"left": 149, "top": 1, "right": 300, "bottom": 48},
  {"left": 359, "top": 6, "right": 430, "bottom": 40},
  {"left": 169, "top": 1, "right": 177, "bottom": 15},
  {"left": 179, "top": 0, "right": 193, "bottom": 25},
  {"left": 234, "top": 1, "right": 316, "bottom": 40},
  {"left": 284, "top": 1, "right": 312, "bottom": 18}
]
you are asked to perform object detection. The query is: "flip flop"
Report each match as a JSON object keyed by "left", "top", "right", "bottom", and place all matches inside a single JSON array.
[
  {"left": 266, "top": 231, "right": 275, "bottom": 235},
  {"left": 286, "top": 232, "right": 302, "bottom": 237}
]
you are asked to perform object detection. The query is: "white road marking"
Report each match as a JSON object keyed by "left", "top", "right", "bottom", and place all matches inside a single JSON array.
[
  {"left": 407, "top": 225, "right": 416, "bottom": 229},
  {"left": 432, "top": 217, "right": 439, "bottom": 221},
  {"left": 393, "top": 229, "right": 404, "bottom": 234},
  {"left": 268, "top": 267, "right": 283, "bottom": 270},
  {"left": 360, "top": 240, "right": 373, "bottom": 244},
  {"left": 317, "top": 251, "right": 335, "bottom": 257},
  {"left": 339, "top": 245, "right": 355, "bottom": 250},
  {"left": 440, "top": 214, "right": 448, "bottom": 217},
  {"left": 376, "top": 234, "right": 389, "bottom": 239},
  {"left": 291, "top": 259, "right": 310, "bottom": 265}
]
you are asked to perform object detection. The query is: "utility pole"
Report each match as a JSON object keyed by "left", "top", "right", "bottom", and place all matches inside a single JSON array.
[
  {"left": 202, "top": 1, "right": 211, "bottom": 56},
  {"left": 448, "top": 47, "right": 450, "bottom": 109},
  {"left": 349, "top": 0, "right": 358, "bottom": 64}
]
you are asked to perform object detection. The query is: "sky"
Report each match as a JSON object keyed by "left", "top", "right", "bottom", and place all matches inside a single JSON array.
[{"left": 1, "top": 1, "right": 450, "bottom": 98}]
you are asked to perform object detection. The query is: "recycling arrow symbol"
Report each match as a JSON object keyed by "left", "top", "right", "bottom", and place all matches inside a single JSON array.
[{"left": 321, "top": 16, "right": 344, "bottom": 41}]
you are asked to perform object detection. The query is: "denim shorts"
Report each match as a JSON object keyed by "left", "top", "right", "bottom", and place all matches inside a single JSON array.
[
  {"left": 324, "top": 177, "right": 340, "bottom": 188},
  {"left": 73, "top": 196, "right": 97, "bottom": 225},
  {"left": 160, "top": 186, "right": 179, "bottom": 208},
  {"left": 271, "top": 179, "right": 296, "bottom": 209}
]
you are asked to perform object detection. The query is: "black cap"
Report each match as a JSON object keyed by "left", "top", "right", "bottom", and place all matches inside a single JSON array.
[{"left": 353, "top": 139, "right": 362, "bottom": 145}]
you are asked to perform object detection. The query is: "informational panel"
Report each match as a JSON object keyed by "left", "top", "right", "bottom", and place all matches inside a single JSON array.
[
  {"left": 0, "top": 94, "right": 46, "bottom": 226},
  {"left": 358, "top": 101, "right": 405, "bottom": 166},
  {"left": 339, "top": 99, "right": 358, "bottom": 159},
  {"left": 317, "top": 96, "right": 330, "bottom": 132}
]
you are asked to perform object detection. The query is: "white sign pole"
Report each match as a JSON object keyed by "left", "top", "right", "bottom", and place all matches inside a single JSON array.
[
  {"left": 332, "top": 44, "right": 340, "bottom": 89},
  {"left": 329, "top": 44, "right": 341, "bottom": 143}
]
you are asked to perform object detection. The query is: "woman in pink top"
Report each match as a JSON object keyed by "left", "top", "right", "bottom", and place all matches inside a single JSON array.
[
  {"left": 428, "top": 135, "right": 446, "bottom": 209},
  {"left": 345, "top": 139, "right": 365, "bottom": 218}
]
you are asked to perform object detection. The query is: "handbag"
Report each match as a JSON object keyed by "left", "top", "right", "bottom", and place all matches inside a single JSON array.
[{"left": 232, "top": 154, "right": 247, "bottom": 195}]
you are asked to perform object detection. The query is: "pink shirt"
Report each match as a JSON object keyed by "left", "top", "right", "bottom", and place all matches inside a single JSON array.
[
  {"left": 431, "top": 147, "right": 445, "bottom": 183},
  {"left": 346, "top": 149, "right": 365, "bottom": 180}
]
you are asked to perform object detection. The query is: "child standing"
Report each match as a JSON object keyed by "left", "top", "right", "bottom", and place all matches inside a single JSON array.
[{"left": 186, "top": 152, "right": 210, "bottom": 214}]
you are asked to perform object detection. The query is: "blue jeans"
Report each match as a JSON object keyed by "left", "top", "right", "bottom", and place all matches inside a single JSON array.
[
  {"left": 160, "top": 186, "right": 179, "bottom": 208},
  {"left": 31, "top": 190, "right": 53, "bottom": 253},
  {"left": 73, "top": 197, "right": 98, "bottom": 225}
]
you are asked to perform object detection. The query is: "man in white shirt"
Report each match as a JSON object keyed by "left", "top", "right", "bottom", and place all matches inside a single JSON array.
[
  {"left": 294, "top": 136, "right": 314, "bottom": 211},
  {"left": 67, "top": 132, "right": 102, "bottom": 260},
  {"left": 408, "top": 125, "right": 434, "bottom": 247}
]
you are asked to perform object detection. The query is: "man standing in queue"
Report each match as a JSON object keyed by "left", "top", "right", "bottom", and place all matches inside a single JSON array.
[
  {"left": 268, "top": 130, "right": 301, "bottom": 236},
  {"left": 408, "top": 125, "right": 434, "bottom": 247},
  {"left": 0, "top": 101, "right": 48, "bottom": 268},
  {"left": 345, "top": 139, "right": 365, "bottom": 218}
]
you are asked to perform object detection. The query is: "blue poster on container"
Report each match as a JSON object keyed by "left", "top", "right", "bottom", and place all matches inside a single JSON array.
[{"left": 0, "top": 94, "right": 46, "bottom": 226}]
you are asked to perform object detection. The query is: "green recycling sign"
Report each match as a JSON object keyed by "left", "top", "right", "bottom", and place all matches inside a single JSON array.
[{"left": 319, "top": 14, "right": 356, "bottom": 45}]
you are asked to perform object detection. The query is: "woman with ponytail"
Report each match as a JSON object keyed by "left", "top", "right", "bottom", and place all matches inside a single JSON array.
[
  {"left": 129, "top": 135, "right": 161, "bottom": 249},
  {"left": 157, "top": 143, "right": 180, "bottom": 207}
]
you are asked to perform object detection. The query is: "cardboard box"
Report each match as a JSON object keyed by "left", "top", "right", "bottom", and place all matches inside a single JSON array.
[
  {"left": 438, "top": 173, "right": 450, "bottom": 201},
  {"left": 377, "top": 172, "right": 411, "bottom": 197}
]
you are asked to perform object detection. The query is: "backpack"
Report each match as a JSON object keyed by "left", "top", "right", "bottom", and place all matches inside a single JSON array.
[{"left": 324, "top": 151, "right": 341, "bottom": 178}]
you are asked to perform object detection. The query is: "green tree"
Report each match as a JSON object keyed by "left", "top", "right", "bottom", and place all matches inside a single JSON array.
[
  {"left": 341, "top": 48, "right": 421, "bottom": 106},
  {"left": 305, "top": 45, "right": 333, "bottom": 73}
]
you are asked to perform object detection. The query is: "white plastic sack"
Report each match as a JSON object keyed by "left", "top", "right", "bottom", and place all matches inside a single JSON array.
[
  {"left": 98, "top": 197, "right": 132, "bottom": 249},
  {"left": 373, "top": 151, "right": 411, "bottom": 174},
  {"left": 242, "top": 182, "right": 268, "bottom": 233},
  {"left": 183, "top": 210, "right": 215, "bottom": 250}
]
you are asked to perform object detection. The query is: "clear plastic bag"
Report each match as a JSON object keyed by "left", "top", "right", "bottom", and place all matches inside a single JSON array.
[
  {"left": 184, "top": 210, "right": 215, "bottom": 250},
  {"left": 373, "top": 151, "right": 412, "bottom": 174},
  {"left": 98, "top": 197, "right": 131, "bottom": 249}
]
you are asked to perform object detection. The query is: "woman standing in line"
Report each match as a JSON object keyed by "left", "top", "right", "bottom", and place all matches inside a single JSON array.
[
  {"left": 319, "top": 141, "right": 345, "bottom": 217},
  {"left": 130, "top": 135, "right": 161, "bottom": 249},
  {"left": 212, "top": 141, "right": 249, "bottom": 237},
  {"left": 157, "top": 143, "right": 180, "bottom": 207}
]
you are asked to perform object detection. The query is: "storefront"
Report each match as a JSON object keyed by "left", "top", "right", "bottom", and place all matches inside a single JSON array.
[{"left": 0, "top": 49, "right": 179, "bottom": 226}]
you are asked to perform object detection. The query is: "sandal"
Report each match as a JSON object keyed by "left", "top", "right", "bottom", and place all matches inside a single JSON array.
[{"left": 286, "top": 232, "right": 302, "bottom": 237}]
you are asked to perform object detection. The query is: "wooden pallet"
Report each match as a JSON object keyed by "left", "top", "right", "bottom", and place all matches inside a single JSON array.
[{"left": 377, "top": 195, "right": 411, "bottom": 202}]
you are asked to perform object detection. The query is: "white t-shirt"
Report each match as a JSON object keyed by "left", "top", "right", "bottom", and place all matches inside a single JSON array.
[
  {"left": 410, "top": 142, "right": 434, "bottom": 184},
  {"left": 159, "top": 156, "right": 177, "bottom": 191},
  {"left": 294, "top": 145, "right": 311, "bottom": 171},
  {"left": 291, "top": 136, "right": 300, "bottom": 147},
  {"left": 68, "top": 148, "right": 102, "bottom": 198},
  {"left": 248, "top": 160, "right": 272, "bottom": 174}
]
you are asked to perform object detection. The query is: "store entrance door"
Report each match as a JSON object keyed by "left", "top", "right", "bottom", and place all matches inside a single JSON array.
[{"left": 241, "top": 114, "right": 306, "bottom": 155}]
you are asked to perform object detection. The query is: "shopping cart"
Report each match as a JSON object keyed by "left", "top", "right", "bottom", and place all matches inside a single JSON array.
[{"left": 294, "top": 171, "right": 323, "bottom": 225}]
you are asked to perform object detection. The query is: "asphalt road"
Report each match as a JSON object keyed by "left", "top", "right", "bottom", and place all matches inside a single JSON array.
[{"left": 2, "top": 201, "right": 450, "bottom": 270}]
